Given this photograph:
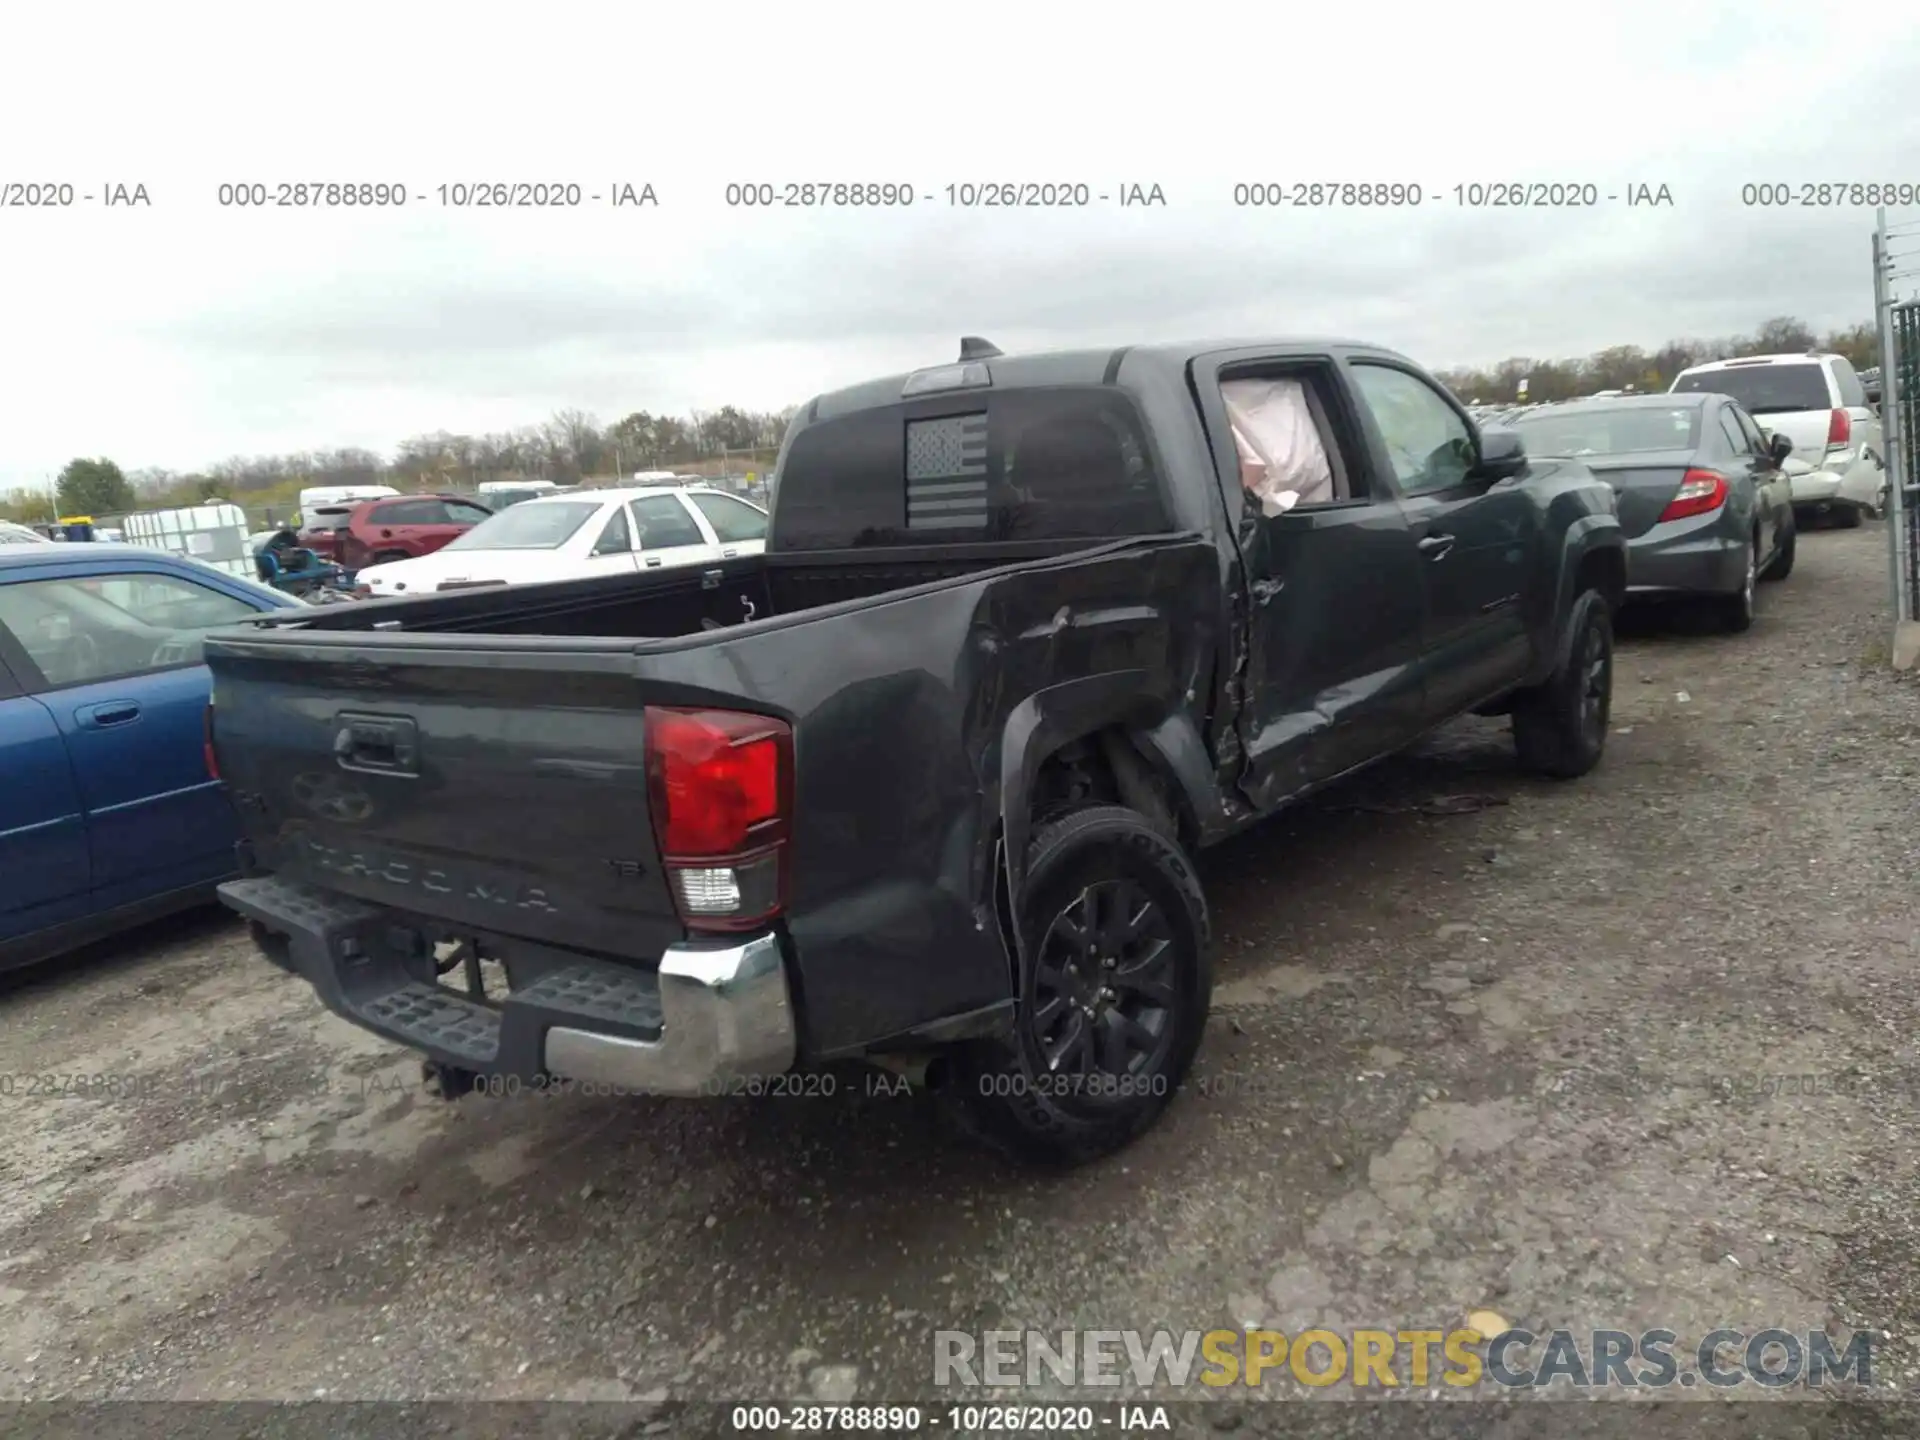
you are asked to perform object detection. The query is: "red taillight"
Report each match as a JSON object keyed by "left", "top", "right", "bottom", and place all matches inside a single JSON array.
[
  {"left": 204, "top": 702, "right": 220, "bottom": 781},
  {"left": 644, "top": 706, "right": 792, "bottom": 932},
  {"left": 1659, "top": 469, "right": 1729, "bottom": 523},
  {"left": 1827, "top": 407, "right": 1851, "bottom": 447}
]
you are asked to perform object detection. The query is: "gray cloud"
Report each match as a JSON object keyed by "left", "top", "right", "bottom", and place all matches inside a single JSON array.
[{"left": 7, "top": 1, "right": 1920, "bottom": 483}]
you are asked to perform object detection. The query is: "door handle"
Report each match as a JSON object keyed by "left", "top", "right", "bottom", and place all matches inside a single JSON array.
[
  {"left": 722, "top": 547, "right": 739, "bottom": 558},
  {"left": 1249, "top": 578, "right": 1284, "bottom": 606},
  {"left": 645, "top": 556, "right": 663, "bottom": 567},
  {"left": 333, "top": 715, "right": 418, "bottom": 775},
  {"left": 1418, "top": 533, "right": 1455, "bottom": 559},
  {"left": 77, "top": 700, "right": 141, "bottom": 728}
]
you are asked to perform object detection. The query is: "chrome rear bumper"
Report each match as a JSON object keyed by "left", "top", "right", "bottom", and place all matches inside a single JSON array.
[{"left": 219, "top": 875, "right": 796, "bottom": 1097}]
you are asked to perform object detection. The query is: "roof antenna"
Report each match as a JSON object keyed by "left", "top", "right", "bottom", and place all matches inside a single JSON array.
[{"left": 959, "top": 336, "right": 1002, "bottom": 361}]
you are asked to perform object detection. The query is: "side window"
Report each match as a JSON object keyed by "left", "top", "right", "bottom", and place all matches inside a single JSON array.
[
  {"left": 0, "top": 573, "right": 260, "bottom": 688},
  {"left": 628, "top": 495, "right": 706, "bottom": 549},
  {"left": 1716, "top": 410, "right": 1750, "bottom": 457},
  {"left": 1731, "top": 407, "right": 1768, "bottom": 456},
  {"left": 590, "top": 506, "right": 632, "bottom": 555},
  {"left": 377, "top": 499, "right": 449, "bottom": 525},
  {"left": 1348, "top": 364, "right": 1476, "bottom": 496},
  {"left": 445, "top": 501, "right": 492, "bottom": 525},
  {"left": 1830, "top": 359, "right": 1866, "bottom": 408},
  {"left": 1222, "top": 374, "right": 1351, "bottom": 513},
  {"left": 688, "top": 492, "right": 769, "bottom": 544}
]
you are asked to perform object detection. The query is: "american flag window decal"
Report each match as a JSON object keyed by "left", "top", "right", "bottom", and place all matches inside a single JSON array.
[{"left": 905, "top": 412, "right": 989, "bottom": 530}]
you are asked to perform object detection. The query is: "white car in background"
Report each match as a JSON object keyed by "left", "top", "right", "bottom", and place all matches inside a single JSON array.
[
  {"left": 0, "top": 521, "right": 53, "bottom": 544},
  {"left": 1669, "top": 353, "right": 1887, "bottom": 527},
  {"left": 355, "top": 483, "right": 769, "bottom": 597}
]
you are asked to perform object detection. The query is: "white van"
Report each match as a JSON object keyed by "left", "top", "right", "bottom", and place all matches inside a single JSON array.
[{"left": 296, "top": 484, "right": 399, "bottom": 523}]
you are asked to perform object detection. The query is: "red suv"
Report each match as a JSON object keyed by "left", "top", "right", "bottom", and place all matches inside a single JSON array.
[{"left": 300, "top": 493, "right": 493, "bottom": 569}]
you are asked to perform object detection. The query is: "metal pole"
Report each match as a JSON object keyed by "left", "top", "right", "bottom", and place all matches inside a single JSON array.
[
  {"left": 1873, "top": 214, "right": 1905, "bottom": 622},
  {"left": 1889, "top": 246, "right": 1902, "bottom": 626},
  {"left": 1873, "top": 219, "right": 1904, "bottom": 622}
]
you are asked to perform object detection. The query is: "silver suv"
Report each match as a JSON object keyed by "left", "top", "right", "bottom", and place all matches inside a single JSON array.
[{"left": 1669, "top": 353, "right": 1886, "bottom": 526}]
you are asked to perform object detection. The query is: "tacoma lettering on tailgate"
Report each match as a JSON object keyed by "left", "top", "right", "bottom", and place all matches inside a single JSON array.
[{"left": 299, "top": 837, "right": 558, "bottom": 913}]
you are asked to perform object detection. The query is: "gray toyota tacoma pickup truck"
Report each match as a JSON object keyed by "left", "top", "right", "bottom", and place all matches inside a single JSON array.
[{"left": 206, "top": 336, "right": 1625, "bottom": 1166}]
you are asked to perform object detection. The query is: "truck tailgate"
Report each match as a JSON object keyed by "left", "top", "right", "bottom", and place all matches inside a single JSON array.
[{"left": 207, "top": 635, "right": 686, "bottom": 961}]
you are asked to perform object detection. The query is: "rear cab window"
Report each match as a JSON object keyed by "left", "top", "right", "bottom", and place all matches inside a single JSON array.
[
  {"left": 1672, "top": 363, "right": 1833, "bottom": 415},
  {"left": 771, "top": 388, "right": 1171, "bottom": 550}
]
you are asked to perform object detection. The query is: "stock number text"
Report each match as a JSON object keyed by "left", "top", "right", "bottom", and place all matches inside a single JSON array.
[
  {"left": 218, "top": 182, "right": 408, "bottom": 207},
  {"left": 730, "top": 1405, "right": 922, "bottom": 1431},
  {"left": 726, "top": 182, "right": 915, "bottom": 207},
  {"left": 1234, "top": 182, "right": 1422, "bottom": 207},
  {"left": 1741, "top": 182, "right": 1919, "bottom": 208}
]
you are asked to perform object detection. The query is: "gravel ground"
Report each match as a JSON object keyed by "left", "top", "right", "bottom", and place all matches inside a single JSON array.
[{"left": 1, "top": 520, "right": 1916, "bottom": 1432}]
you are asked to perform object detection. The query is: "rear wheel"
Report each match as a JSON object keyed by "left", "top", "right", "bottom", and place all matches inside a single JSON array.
[
  {"left": 1512, "top": 588, "right": 1612, "bottom": 779},
  {"left": 942, "top": 805, "right": 1212, "bottom": 1167},
  {"left": 372, "top": 549, "right": 409, "bottom": 564},
  {"left": 1712, "top": 536, "right": 1758, "bottom": 632},
  {"left": 1760, "top": 520, "right": 1796, "bottom": 582},
  {"left": 1831, "top": 504, "right": 1863, "bottom": 529}
]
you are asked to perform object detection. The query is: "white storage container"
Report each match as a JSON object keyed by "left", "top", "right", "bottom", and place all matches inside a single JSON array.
[{"left": 120, "top": 502, "right": 253, "bottom": 577}]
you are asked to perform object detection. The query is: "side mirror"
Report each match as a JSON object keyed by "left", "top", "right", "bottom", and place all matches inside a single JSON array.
[
  {"left": 1767, "top": 432, "right": 1794, "bottom": 463},
  {"left": 1473, "top": 427, "right": 1528, "bottom": 481}
]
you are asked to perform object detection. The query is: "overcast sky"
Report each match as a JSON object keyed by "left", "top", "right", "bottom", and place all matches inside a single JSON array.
[{"left": 4, "top": 0, "right": 1919, "bottom": 491}]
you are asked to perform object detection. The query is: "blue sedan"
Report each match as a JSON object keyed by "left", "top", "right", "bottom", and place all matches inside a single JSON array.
[{"left": 0, "top": 544, "right": 302, "bottom": 969}]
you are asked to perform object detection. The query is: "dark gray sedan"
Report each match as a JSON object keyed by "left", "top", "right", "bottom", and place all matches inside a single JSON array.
[{"left": 1505, "top": 393, "right": 1796, "bottom": 632}]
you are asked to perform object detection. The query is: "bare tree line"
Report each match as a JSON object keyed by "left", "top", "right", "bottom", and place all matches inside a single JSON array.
[
  {"left": 1435, "top": 315, "right": 1879, "bottom": 407},
  {"left": 0, "top": 312, "right": 1885, "bottom": 522},
  {"left": 118, "top": 403, "right": 800, "bottom": 503},
  {"left": 128, "top": 313, "right": 1886, "bottom": 499}
]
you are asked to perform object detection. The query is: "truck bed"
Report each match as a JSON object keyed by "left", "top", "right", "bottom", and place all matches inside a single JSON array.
[{"left": 248, "top": 542, "right": 1100, "bottom": 641}]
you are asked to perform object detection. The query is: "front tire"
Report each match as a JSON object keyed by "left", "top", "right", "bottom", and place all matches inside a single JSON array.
[
  {"left": 1831, "top": 504, "right": 1863, "bottom": 529},
  {"left": 1512, "top": 588, "right": 1612, "bottom": 779},
  {"left": 942, "top": 805, "right": 1212, "bottom": 1167}
]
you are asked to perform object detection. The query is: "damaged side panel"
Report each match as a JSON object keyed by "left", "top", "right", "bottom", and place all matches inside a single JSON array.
[{"left": 622, "top": 537, "right": 1224, "bottom": 1058}]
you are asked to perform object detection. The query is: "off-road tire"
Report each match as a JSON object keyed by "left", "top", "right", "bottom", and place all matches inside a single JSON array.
[
  {"left": 1511, "top": 588, "right": 1612, "bottom": 779},
  {"left": 941, "top": 805, "right": 1212, "bottom": 1168}
]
